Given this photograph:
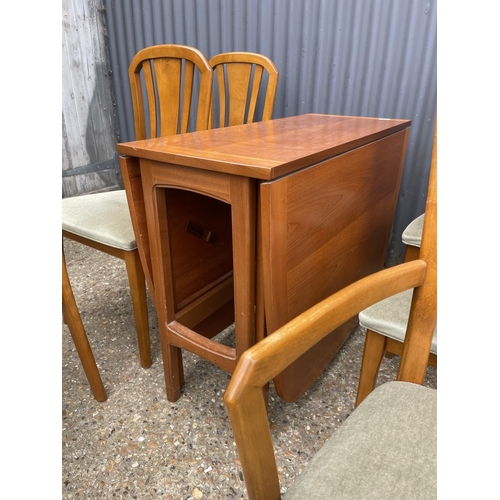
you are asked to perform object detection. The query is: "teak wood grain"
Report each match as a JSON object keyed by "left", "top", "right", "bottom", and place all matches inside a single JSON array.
[
  {"left": 209, "top": 52, "right": 279, "bottom": 127},
  {"left": 119, "top": 113, "right": 411, "bottom": 402},
  {"left": 261, "top": 130, "right": 409, "bottom": 401},
  {"left": 62, "top": 248, "right": 107, "bottom": 402},
  {"left": 117, "top": 113, "right": 409, "bottom": 180},
  {"left": 128, "top": 44, "right": 213, "bottom": 139}
]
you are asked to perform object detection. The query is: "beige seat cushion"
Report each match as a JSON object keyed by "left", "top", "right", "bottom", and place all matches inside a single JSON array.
[
  {"left": 284, "top": 381, "right": 437, "bottom": 499},
  {"left": 402, "top": 213, "right": 424, "bottom": 247},
  {"left": 358, "top": 289, "right": 437, "bottom": 354},
  {"left": 62, "top": 190, "right": 137, "bottom": 251}
]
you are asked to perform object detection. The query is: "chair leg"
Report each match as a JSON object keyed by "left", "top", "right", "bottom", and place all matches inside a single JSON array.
[
  {"left": 161, "top": 338, "right": 185, "bottom": 402},
  {"left": 355, "top": 329, "right": 387, "bottom": 407},
  {"left": 62, "top": 252, "right": 107, "bottom": 402},
  {"left": 124, "top": 249, "right": 152, "bottom": 369},
  {"left": 62, "top": 302, "right": 69, "bottom": 325}
]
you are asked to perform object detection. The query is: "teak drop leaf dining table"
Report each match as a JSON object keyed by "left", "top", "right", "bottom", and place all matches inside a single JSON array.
[{"left": 117, "top": 114, "right": 411, "bottom": 403}]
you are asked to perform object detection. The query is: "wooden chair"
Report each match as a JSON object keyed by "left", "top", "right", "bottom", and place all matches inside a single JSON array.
[
  {"left": 62, "top": 248, "right": 106, "bottom": 402},
  {"left": 208, "top": 52, "right": 278, "bottom": 128},
  {"left": 355, "top": 128, "right": 437, "bottom": 407},
  {"left": 62, "top": 192, "right": 151, "bottom": 369},
  {"left": 62, "top": 45, "right": 213, "bottom": 370},
  {"left": 224, "top": 126, "right": 437, "bottom": 499}
]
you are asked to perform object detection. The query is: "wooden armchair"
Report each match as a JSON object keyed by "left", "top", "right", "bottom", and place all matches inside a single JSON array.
[
  {"left": 355, "top": 125, "right": 437, "bottom": 406},
  {"left": 224, "top": 127, "right": 437, "bottom": 499}
]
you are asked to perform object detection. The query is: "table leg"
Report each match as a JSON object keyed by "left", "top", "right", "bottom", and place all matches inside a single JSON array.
[
  {"left": 161, "top": 337, "right": 185, "bottom": 402},
  {"left": 142, "top": 165, "right": 258, "bottom": 401},
  {"left": 230, "top": 176, "right": 257, "bottom": 358}
]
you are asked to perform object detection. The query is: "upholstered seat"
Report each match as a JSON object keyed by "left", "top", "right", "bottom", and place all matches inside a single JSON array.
[
  {"left": 359, "top": 289, "right": 437, "bottom": 354},
  {"left": 284, "top": 382, "right": 436, "bottom": 499},
  {"left": 62, "top": 191, "right": 136, "bottom": 251},
  {"left": 402, "top": 213, "right": 424, "bottom": 247}
]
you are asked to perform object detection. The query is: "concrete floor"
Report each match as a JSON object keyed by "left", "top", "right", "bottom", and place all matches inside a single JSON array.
[{"left": 62, "top": 237, "right": 437, "bottom": 500}]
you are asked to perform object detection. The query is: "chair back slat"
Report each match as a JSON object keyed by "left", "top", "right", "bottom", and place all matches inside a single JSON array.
[
  {"left": 154, "top": 58, "right": 182, "bottom": 137},
  {"left": 130, "top": 66, "right": 148, "bottom": 140},
  {"left": 180, "top": 61, "right": 195, "bottom": 134},
  {"left": 141, "top": 61, "right": 158, "bottom": 138},
  {"left": 247, "top": 66, "right": 264, "bottom": 123},
  {"left": 214, "top": 65, "right": 227, "bottom": 129},
  {"left": 226, "top": 63, "right": 252, "bottom": 126}
]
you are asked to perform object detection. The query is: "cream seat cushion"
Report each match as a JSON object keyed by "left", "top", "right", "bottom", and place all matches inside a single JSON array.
[
  {"left": 358, "top": 289, "right": 437, "bottom": 354},
  {"left": 402, "top": 213, "right": 424, "bottom": 247},
  {"left": 284, "top": 381, "right": 437, "bottom": 499},
  {"left": 62, "top": 190, "right": 137, "bottom": 251}
]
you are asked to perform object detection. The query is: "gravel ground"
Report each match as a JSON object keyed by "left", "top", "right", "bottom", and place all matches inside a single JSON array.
[{"left": 62, "top": 237, "right": 437, "bottom": 500}]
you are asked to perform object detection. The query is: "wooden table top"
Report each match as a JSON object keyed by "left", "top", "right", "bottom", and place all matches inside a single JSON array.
[{"left": 117, "top": 113, "right": 411, "bottom": 180}]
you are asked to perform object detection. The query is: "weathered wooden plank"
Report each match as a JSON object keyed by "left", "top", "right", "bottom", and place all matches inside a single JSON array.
[{"left": 62, "top": 0, "right": 120, "bottom": 197}]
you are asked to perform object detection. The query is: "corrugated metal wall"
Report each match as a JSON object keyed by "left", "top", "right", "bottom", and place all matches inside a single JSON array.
[{"left": 103, "top": 0, "right": 436, "bottom": 264}]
